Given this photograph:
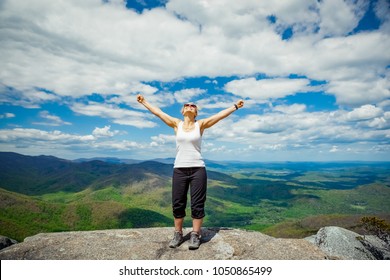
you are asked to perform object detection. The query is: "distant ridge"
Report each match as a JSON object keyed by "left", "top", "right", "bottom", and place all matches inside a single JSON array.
[
  {"left": 0, "top": 152, "right": 174, "bottom": 195},
  {"left": 0, "top": 152, "right": 235, "bottom": 195},
  {"left": 3, "top": 151, "right": 389, "bottom": 169},
  {"left": 73, "top": 157, "right": 175, "bottom": 165},
  {"left": 73, "top": 157, "right": 143, "bottom": 165}
]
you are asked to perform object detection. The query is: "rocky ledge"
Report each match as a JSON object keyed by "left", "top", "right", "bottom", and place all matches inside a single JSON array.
[{"left": 0, "top": 226, "right": 388, "bottom": 260}]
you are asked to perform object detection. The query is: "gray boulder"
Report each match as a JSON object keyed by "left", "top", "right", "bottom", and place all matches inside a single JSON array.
[
  {"left": 358, "top": 235, "right": 390, "bottom": 260},
  {"left": 308, "top": 226, "right": 390, "bottom": 260}
]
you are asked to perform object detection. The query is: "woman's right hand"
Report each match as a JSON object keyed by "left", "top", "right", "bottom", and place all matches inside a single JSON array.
[{"left": 137, "top": 94, "right": 144, "bottom": 104}]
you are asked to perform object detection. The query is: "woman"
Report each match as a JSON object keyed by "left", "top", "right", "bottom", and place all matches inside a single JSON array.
[{"left": 137, "top": 94, "right": 244, "bottom": 249}]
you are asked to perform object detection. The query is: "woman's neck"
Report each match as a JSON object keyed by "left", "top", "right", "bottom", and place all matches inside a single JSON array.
[{"left": 183, "top": 115, "right": 196, "bottom": 124}]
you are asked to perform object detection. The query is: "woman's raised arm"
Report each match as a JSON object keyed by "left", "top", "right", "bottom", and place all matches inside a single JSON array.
[
  {"left": 137, "top": 94, "right": 180, "bottom": 129},
  {"left": 199, "top": 100, "right": 244, "bottom": 133}
]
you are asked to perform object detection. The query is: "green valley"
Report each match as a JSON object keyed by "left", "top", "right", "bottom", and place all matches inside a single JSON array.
[{"left": 1, "top": 152, "right": 389, "bottom": 241}]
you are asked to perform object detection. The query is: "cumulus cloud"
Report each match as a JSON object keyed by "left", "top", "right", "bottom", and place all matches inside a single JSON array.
[
  {"left": 33, "top": 111, "right": 72, "bottom": 126},
  {"left": 329, "top": 145, "right": 339, "bottom": 153},
  {"left": 0, "top": 127, "right": 144, "bottom": 157},
  {"left": 0, "top": 128, "right": 94, "bottom": 143},
  {"left": 318, "top": 0, "right": 368, "bottom": 36},
  {"left": 196, "top": 94, "right": 251, "bottom": 110},
  {"left": 174, "top": 88, "right": 206, "bottom": 104},
  {"left": 150, "top": 134, "right": 175, "bottom": 147},
  {"left": 273, "top": 103, "right": 306, "bottom": 114},
  {"left": 225, "top": 77, "right": 311, "bottom": 101},
  {"left": 92, "top": 125, "right": 119, "bottom": 137},
  {"left": 326, "top": 70, "right": 390, "bottom": 106},
  {"left": 71, "top": 102, "right": 157, "bottom": 128},
  {"left": 346, "top": 105, "right": 383, "bottom": 122},
  {"left": 375, "top": 0, "right": 390, "bottom": 32},
  {"left": 0, "top": 85, "right": 60, "bottom": 108},
  {"left": 0, "top": 0, "right": 388, "bottom": 108},
  {"left": 203, "top": 103, "right": 389, "bottom": 159},
  {"left": 108, "top": 82, "right": 167, "bottom": 107}
]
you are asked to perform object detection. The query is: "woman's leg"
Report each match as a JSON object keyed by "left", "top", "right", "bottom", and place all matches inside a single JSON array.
[
  {"left": 190, "top": 167, "right": 207, "bottom": 233},
  {"left": 192, "top": 217, "right": 203, "bottom": 234},
  {"left": 174, "top": 217, "right": 184, "bottom": 233},
  {"left": 169, "top": 168, "right": 189, "bottom": 248},
  {"left": 172, "top": 168, "right": 189, "bottom": 221}
]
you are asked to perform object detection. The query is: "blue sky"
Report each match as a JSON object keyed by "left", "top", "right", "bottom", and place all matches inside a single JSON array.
[{"left": 0, "top": 0, "right": 389, "bottom": 161}]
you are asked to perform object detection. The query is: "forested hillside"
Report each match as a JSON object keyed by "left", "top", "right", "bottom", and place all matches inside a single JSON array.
[{"left": 1, "top": 152, "right": 389, "bottom": 241}]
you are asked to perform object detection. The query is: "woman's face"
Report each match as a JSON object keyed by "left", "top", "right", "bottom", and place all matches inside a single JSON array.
[{"left": 182, "top": 103, "right": 198, "bottom": 117}]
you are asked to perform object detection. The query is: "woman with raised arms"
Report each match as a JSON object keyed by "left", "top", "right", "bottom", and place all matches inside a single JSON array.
[{"left": 137, "top": 94, "right": 244, "bottom": 250}]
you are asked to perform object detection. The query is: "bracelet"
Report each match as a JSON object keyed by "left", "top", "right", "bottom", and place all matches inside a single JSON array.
[{"left": 234, "top": 104, "right": 239, "bottom": 110}]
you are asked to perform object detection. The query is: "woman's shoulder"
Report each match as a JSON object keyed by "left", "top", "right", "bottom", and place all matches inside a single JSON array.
[
  {"left": 170, "top": 118, "right": 182, "bottom": 126},
  {"left": 197, "top": 119, "right": 206, "bottom": 127}
]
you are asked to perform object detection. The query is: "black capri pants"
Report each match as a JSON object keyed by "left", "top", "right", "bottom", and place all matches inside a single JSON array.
[{"left": 172, "top": 167, "right": 207, "bottom": 219}]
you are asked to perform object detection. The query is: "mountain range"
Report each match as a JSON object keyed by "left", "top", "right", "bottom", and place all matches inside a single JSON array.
[
  {"left": 0, "top": 152, "right": 173, "bottom": 195},
  {"left": 1, "top": 152, "right": 389, "bottom": 242}
]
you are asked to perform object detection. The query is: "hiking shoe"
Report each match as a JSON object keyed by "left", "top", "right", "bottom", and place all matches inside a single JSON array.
[
  {"left": 169, "top": 231, "right": 184, "bottom": 248},
  {"left": 188, "top": 231, "right": 201, "bottom": 250}
]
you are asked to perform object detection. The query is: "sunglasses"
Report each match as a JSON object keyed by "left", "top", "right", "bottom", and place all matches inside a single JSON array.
[{"left": 184, "top": 103, "right": 197, "bottom": 108}]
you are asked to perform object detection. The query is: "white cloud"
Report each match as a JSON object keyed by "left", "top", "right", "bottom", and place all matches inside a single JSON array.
[
  {"left": 106, "top": 82, "right": 176, "bottom": 109},
  {"left": 366, "top": 116, "right": 390, "bottom": 130},
  {"left": 329, "top": 145, "right": 339, "bottom": 153},
  {"left": 203, "top": 103, "right": 390, "bottom": 153},
  {"left": 0, "top": 0, "right": 388, "bottom": 109},
  {"left": 90, "top": 140, "right": 142, "bottom": 151},
  {"left": 150, "top": 134, "right": 175, "bottom": 146},
  {"left": 346, "top": 105, "right": 383, "bottom": 122},
  {"left": 0, "top": 128, "right": 94, "bottom": 143},
  {"left": 33, "top": 111, "right": 72, "bottom": 126},
  {"left": 273, "top": 103, "right": 306, "bottom": 114},
  {"left": 318, "top": 0, "right": 368, "bottom": 36},
  {"left": 174, "top": 88, "right": 206, "bottom": 104},
  {"left": 129, "top": 83, "right": 159, "bottom": 95},
  {"left": 0, "top": 0, "right": 198, "bottom": 97},
  {"left": 0, "top": 127, "right": 145, "bottom": 157},
  {"left": 325, "top": 69, "right": 390, "bottom": 106},
  {"left": 375, "top": 0, "right": 390, "bottom": 32},
  {"left": 225, "top": 77, "right": 311, "bottom": 101},
  {"left": 92, "top": 125, "right": 119, "bottom": 137},
  {"left": 196, "top": 95, "right": 250, "bottom": 110},
  {"left": 71, "top": 102, "right": 157, "bottom": 128},
  {"left": 0, "top": 86, "right": 60, "bottom": 108}
]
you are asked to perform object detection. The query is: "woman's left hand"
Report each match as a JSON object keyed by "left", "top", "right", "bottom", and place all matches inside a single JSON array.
[{"left": 236, "top": 100, "right": 244, "bottom": 108}]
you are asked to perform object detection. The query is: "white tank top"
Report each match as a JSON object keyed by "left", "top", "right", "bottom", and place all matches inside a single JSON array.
[{"left": 174, "top": 121, "right": 205, "bottom": 168}]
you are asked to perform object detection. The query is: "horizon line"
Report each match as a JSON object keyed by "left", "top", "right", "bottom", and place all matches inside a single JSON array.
[{"left": 1, "top": 151, "right": 390, "bottom": 164}]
